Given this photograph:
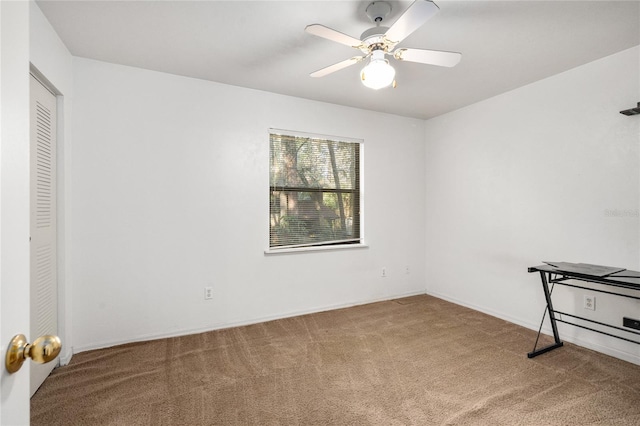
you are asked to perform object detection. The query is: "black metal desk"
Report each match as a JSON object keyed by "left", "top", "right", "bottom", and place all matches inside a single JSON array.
[{"left": 527, "top": 263, "right": 640, "bottom": 358}]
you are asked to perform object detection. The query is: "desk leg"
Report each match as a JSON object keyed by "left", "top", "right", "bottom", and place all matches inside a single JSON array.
[{"left": 527, "top": 271, "right": 564, "bottom": 358}]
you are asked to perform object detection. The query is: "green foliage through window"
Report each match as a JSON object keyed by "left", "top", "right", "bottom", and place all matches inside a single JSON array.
[{"left": 269, "top": 130, "right": 361, "bottom": 249}]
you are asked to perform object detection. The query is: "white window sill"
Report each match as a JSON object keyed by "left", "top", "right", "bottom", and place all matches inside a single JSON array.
[{"left": 264, "top": 243, "right": 369, "bottom": 255}]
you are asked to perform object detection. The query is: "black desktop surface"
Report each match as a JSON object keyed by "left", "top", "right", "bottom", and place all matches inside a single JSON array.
[{"left": 529, "top": 262, "right": 640, "bottom": 289}]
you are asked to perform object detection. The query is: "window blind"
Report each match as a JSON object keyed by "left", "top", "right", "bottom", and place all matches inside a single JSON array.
[{"left": 269, "top": 130, "right": 361, "bottom": 250}]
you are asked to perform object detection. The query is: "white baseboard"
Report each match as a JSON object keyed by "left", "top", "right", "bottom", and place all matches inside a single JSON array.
[
  {"left": 59, "top": 350, "right": 73, "bottom": 367},
  {"left": 426, "top": 290, "right": 640, "bottom": 366},
  {"left": 73, "top": 290, "right": 427, "bottom": 353}
]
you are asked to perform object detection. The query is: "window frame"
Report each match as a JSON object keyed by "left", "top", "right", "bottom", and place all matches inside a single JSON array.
[{"left": 265, "top": 128, "right": 366, "bottom": 254}]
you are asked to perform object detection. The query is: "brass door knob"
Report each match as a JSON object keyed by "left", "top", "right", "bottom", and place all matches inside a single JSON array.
[{"left": 5, "top": 334, "right": 61, "bottom": 374}]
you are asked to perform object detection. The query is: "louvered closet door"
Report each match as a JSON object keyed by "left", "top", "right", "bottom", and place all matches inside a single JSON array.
[{"left": 30, "top": 74, "right": 58, "bottom": 396}]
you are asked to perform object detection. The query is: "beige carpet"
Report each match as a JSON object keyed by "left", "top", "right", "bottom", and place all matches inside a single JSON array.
[{"left": 31, "top": 295, "right": 640, "bottom": 425}]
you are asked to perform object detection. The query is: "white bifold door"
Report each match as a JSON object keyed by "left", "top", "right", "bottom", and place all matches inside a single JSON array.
[{"left": 29, "top": 74, "right": 58, "bottom": 396}]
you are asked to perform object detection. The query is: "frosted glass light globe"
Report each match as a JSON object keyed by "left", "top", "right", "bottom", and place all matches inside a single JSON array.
[{"left": 360, "top": 51, "right": 395, "bottom": 90}]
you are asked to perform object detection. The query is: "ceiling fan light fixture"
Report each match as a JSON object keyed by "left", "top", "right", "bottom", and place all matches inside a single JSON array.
[{"left": 360, "top": 50, "right": 395, "bottom": 90}]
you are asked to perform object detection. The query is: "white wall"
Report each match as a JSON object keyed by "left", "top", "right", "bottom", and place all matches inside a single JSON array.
[
  {"left": 30, "top": 1, "right": 74, "bottom": 365},
  {"left": 70, "top": 58, "right": 426, "bottom": 352},
  {"left": 424, "top": 46, "right": 640, "bottom": 364}
]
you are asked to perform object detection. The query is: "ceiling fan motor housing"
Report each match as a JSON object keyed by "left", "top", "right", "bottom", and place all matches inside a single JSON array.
[{"left": 360, "top": 26, "right": 390, "bottom": 50}]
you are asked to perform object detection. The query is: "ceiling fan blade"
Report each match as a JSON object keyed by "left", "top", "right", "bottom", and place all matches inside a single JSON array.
[
  {"left": 394, "top": 48, "right": 461, "bottom": 67},
  {"left": 305, "top": 24, "right": 363, "bottom": 48},
  {"left": 310, "top": 56, "right": 365, "bottom": 78},
  {"left": 384, "top": 0, "right": 439, "bottom": 45}
]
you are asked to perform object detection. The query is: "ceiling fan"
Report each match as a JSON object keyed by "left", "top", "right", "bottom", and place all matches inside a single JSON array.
[{"left": 305, "top": 0, "right": 461, "bottom": 90}]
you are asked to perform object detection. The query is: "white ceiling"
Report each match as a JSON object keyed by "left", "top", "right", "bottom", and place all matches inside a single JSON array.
[{"left": 36, "top": 0, "right": 640, "bottom": 120}]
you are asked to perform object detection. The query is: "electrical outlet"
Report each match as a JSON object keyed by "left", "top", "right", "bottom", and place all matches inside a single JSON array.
[
  {"left": 584, "top": 295, "right": 596, "bottom": 311},
  {"left": 381, "top": 267, "right": 386, "bottom": 278},
  {"left": 405, "top": 266, "right": 410, "bottom": 275},
  {"left": 204, "top": 287, "right": 213, "bottom": 300}
]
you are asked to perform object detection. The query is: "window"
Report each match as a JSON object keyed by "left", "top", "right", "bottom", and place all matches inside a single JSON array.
[{"left": 269, "top": 129, "right": 361, "bottom": 251}]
